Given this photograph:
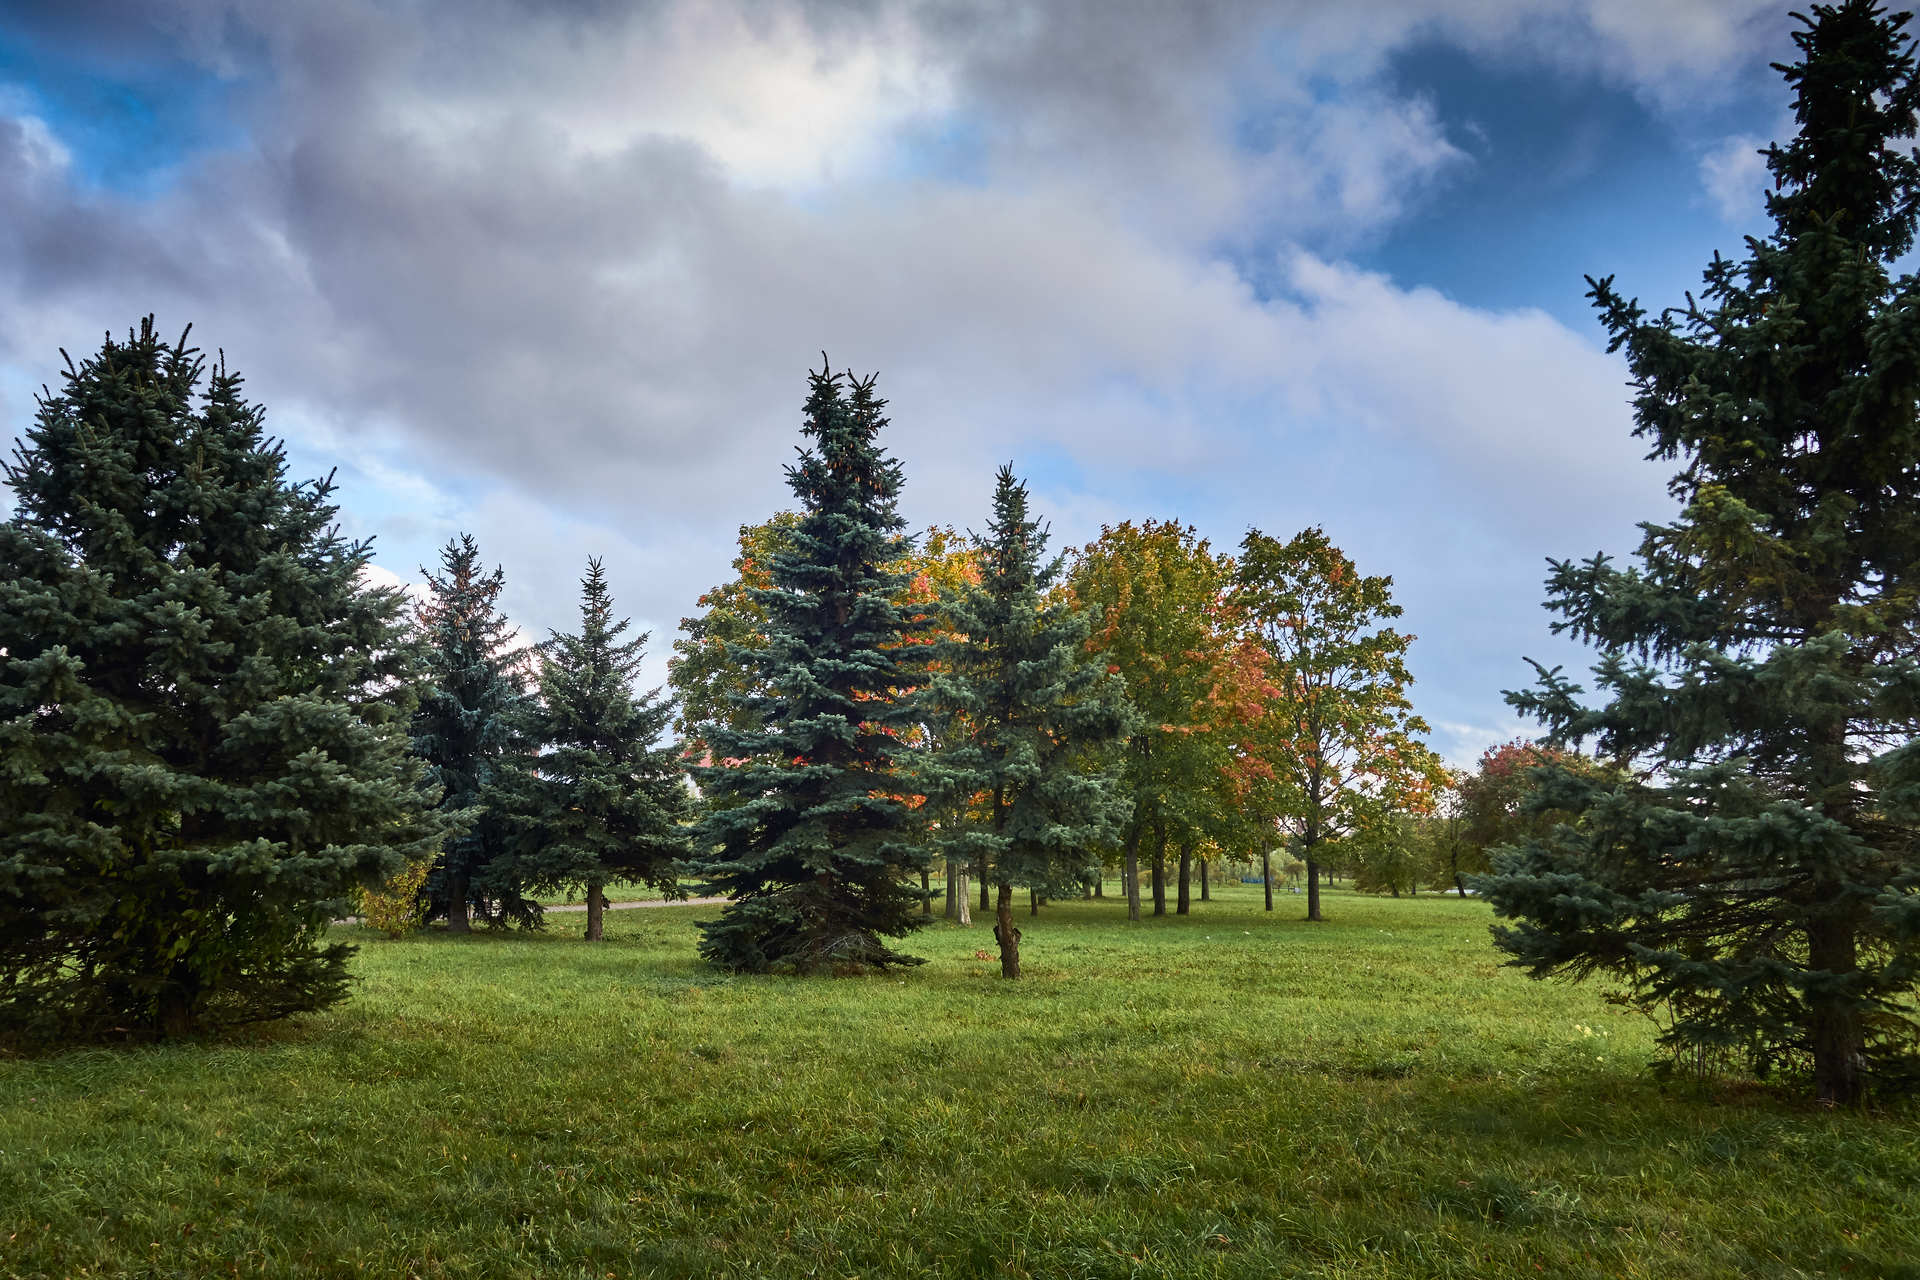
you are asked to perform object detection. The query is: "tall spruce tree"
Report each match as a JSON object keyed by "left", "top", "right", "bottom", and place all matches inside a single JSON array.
[
  {"left": 0, "top": 320, "right": 445, "bottom": 1039},
  {"left": 922, "top": 466, "right": 1134, "bottom": 978},
  {"left": 502, "top": 558, "right": 690, "bottom": 939},
  {"left": 412, "top": 534, "right": 537, "bottom": 932},
  {"left": 1479, "top": 0, "right": 1920, "bottom": 1104},
  {"left": 690, "top": 362, "right": 929, "bottom": 973}
]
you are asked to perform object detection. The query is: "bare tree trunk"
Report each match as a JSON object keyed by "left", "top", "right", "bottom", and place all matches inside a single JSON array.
[
  {"left": 1306, "top": 855, "right": 1323, "bottom": 922},
  {"left": 978, "top": 851, "right": 990, "bottom": 914},
  {"left": 945, "top": 857, "right": 960, "bottom": 920},
  {"left": 585, "top": 881, "right": 605, "bottom": 941},
  {"left": 1125, "top": 822, "right": 1142, "bottom": 923},
  {"left": 1094, "top": 875, "right": 1104, "bottom": 899},
  {"left": 447, "top": 864, "right": 471, "bottom": 934},
  {"left": 1176, "top": 842, "right": 1193, "bottom": 914},
  {"left": 1809, "top": 913, "right": 1866, "bottom": 1105},
  {"left": 994, "top": 882, "right": 1021, "bottom": 978},
  {"left": 1200, "top": 857, "right": 1210, "bottom": 902},
  {"left": 955, "top": 869, "right": 971, "bottom": 926},
  {"left": 1150, "top": 817, "right": 1167, "bottom": 917},
  {"left": 158, "top": 961, "right": 195, "bottom": 1040},
  {"left": 921, "top": 866, "right": 932, "bottom": 915},
  {"left": 1029, "top": 886, "right": 1039, "bottom": 916},
  {"left": 1262, "top": 848, "right": 1273, "bottom": 912}
]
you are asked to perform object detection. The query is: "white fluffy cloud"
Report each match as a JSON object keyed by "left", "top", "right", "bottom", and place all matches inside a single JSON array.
[{"left": 0, "top": 0, "right": 1786, "bottom": 740}]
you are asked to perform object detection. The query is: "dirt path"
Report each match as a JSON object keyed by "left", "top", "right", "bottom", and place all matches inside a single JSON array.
[
  {"left": 336, "top": 896, "right": 728, "bottom": 927},
  {"left": 542, "top": 896, "right": 727, "bottom": 913}
]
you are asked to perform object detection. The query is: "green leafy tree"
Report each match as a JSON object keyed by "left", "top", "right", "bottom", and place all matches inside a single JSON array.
[
  {"left": 503, "top": 559, "right": 690, "bottom": 939},
  {"left": 922, "top": 466, "right": 1134, "bottom": 977},
  {"left": 669, "top": 512, "right": 801, "bottom": 751},
  {"left": 1452, "top": 740, "right": 1617, "bottom": 894},
  {"left": 1421, "top": 769, "right": 1476, "bottom": 898},
  {"left": 1480, "top": 0, "right": 1920, "bottom": 1104},
  {"left": 1231, "top": 527, "right": 1433, "bottom": 922},
  {"left": 1071, "top": 521, "right": 1237, "bottom": 922},
  {"left": 690, "top": 363, "right": 930, "bottom": 973},
  {"left": 412, "top": 534, "right": 537, "bottom": 932},
  {"left": 0, "top": 319, "right": 445, "bottom": 1039}
]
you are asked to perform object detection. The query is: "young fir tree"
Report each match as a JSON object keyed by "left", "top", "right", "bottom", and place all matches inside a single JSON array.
[
  {"left": 412, "top": 534, "right": 538, "bottom": 932},
  {"left": 1479, "top": 0, "right": 1920, "bottom": 1104},
  {"left": 502, "top": 558, "right": 690, "bottom": 939},
  {"left": 0, "top": 320, "right": 445, "bottom": 1040},
  {"left": 690, "top": 363, "right": 930, "bottom": 973},
  {"left": 922, "top": 467, "right": 1134, "bottom": 977}
]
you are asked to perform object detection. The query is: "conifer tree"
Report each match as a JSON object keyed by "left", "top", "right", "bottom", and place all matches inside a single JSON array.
[
  {"left": 412, "top": 534, "right": 537, "bottom": 932},
  {"left": 922, "top": 467, "right": 1133, "bottom": 977},
  {"left": 1480, "top": 0, "right": 1920, "bottom": 1104},
  {"left": 503, "top": 558, "right": 690, "bottom": 939},
  {"left": 0, "top": 320, "right": 445, "bottom": 1039},
  {"left": 690, "top": 362, "right": 930, "bottom": 973}
]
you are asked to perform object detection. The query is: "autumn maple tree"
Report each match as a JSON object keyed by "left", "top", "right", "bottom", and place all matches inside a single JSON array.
[
  {"left": 1230, "top": 526, "right": 1435, "bottom": 922},
  {"left": 1070, "top": 520, "right": 1240, "bottom": 921}
]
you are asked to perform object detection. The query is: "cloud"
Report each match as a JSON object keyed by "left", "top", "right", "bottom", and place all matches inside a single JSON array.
[
  {"left": 0, "top": 0, "right": 1783, "bottom": 744},
  {"left": 1700, "top": 132, "right": 1772, "bottom": 224}
]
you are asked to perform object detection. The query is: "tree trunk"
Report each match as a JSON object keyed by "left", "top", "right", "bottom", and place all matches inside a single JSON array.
[
  {"left": 1150, "top": 819, "right": 1167, "bottom": 917},
  {"left": 158, "top": 962, "right": 195, "bottom": 1040},
  {"left": 1094, "top": 875, "right": 1104, "bottom": 899},
  {"left": 945, "top": 857, "right": 960, "bottom": 920},
  {"left": 1262, "top": 849, "right": 1273, "bottom": 912},
  {"left": 1306, "top": 855, "right": 1323, "bottom": 922},
  {"left": 921, "top": 866, "right": 932, "bottom": 915},
  {"left": 584, "top": 881, "right": 605, "bottom": 941},
  {"left": 1029, "top": 886, "right": 1039, "bottom": 916},
  {"left": 1200, "top": 857, "right": 1210, "bottom": 902},
  {"left": 978, "top": 851, "right": 990, "bottom": 914},
  {"left": 1177, "top": 842, "right": 1192, "bottom": 914},
  {"left": 994, "top": 882, "right": 1021, "bottom": 979},
  {"left": 447, "top": 864, "right": 471, "bottom": 934},
  {"left": 955, "top": 869, "right": 971, "bottom": 926},
  {"left": 1125, "top": 822, "right": 1142, "bottom": 923},
  {"left": 1809, "top": 913, "right": 1866, "bottom": 1105}
]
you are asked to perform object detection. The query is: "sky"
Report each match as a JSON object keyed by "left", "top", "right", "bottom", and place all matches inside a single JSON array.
[{"left": 0, "top": 0, "right": 1803, "bottom": 765}]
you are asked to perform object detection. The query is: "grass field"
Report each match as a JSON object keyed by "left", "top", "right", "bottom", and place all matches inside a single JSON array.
[{"left": 2, "top": 886, "right": 1914, "bottom": 1279}]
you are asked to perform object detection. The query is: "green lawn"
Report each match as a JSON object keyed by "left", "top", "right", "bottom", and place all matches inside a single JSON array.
[{"left": 2, "top": 887, "right": 1913, "bottom": 1279}]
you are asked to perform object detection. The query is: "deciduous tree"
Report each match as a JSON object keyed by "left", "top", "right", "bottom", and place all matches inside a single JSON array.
[
  {"left": 1231, "top": 527, "right": 1433, "bottom": 922},
  {"left": 1070, "top": 521, "right": 1237, "bottom": 922}
]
